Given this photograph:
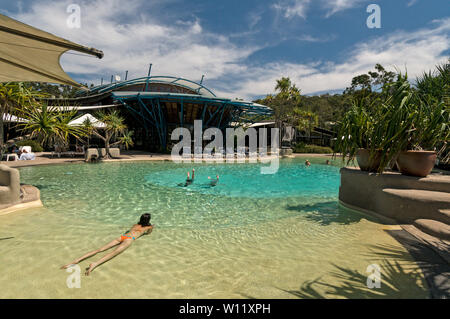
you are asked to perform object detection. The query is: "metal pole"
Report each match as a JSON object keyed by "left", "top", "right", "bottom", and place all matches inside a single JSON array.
[
  {"left": 144, "top": 64, "right": 152, "bottom": 91},
  {"left": 110, "top": 75, "right": 113, "bottom": 83},
  {"left": 200, "top": 74, "right": 204, "bottom": 84},
  {"left": 101, "top": 77, "right": 103, "bottom": 85},
  {"left": 125, "top": 70, "right": 128, "bottom": 81}
]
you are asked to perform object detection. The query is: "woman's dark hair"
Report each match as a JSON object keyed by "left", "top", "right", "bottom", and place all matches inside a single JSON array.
[{"left": 138, "top": 213, "right": 151, "bottom": 226}]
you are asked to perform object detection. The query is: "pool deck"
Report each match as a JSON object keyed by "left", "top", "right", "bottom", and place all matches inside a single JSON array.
[{"left": 1, "top": 151, "right": 335, "bottom": 168}]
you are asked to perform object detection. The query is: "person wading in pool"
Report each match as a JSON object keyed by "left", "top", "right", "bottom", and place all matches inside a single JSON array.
[
  {"left": 61, "top": 213, "right": 154, "bottom": 276},
  {"left": 184, "top": 168, "right": 195, "bottom": 186},
  {"left": 208, "top": 175, "right": 219, "bottom": 187}
]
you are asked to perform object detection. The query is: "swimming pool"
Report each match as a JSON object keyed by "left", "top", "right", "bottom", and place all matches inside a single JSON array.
[{"left": 0, "top": 157, "right": 428, "bottom": 298}]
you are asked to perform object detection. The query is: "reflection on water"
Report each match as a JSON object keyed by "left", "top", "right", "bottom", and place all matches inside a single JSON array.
[{"left": 0, "top": 158, "right": 428, "bottom": 298}]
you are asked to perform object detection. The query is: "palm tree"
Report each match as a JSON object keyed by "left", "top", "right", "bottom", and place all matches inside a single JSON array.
[
  {"left": 18, "top": 103, "right": 86, "bottom": 149},
  {"left": 275, "top": 77, "right": 292, "bottom": 94},
  {"left": 0, "top": 82, "right": 43, "bottom": 149},
  {"left": 89, "top": 110, "right": 133, "bottom": 158},
  {"left": 271, "top": 77, "right": 302, "bottom": 148}
]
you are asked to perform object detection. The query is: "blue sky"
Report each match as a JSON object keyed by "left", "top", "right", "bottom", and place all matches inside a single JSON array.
[{"left": 1, "top": 0, "right": 449, "bottom": 99}]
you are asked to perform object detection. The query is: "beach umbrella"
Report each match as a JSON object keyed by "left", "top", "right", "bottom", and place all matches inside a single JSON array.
[
  {"left": 69, "top": 113, "right": 106, "bottom": 128},
  {"left": 0, "top": 14, "right": 103, "bottom": 87}
]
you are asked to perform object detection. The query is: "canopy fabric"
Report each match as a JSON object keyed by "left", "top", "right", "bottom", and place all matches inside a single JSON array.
[
  {"left": 69, "top": 113, "right": 106, "bottom": 128},
  {"left": 0, "top": 14, "right": 103, "bottom": 87}
]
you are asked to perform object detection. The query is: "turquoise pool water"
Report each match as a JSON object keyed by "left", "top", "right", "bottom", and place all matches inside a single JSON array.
[
  {"left": 18, "top": 158, "right": 340, "bottom": 229},
  {"left": 0, "top": 157, "right": 427, "bottom": 298}
]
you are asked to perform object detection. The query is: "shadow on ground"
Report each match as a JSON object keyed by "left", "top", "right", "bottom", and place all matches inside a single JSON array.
[
  {"left": 278, "top": 243, "right": 429, "bottom": 299},
  {"left": 285, "top": 201, "right": 380, "bottom": 225}
]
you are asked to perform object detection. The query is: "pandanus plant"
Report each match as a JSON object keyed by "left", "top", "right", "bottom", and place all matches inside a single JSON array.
[{"left": 18, "top": 103, "right": 86, "bottom": 149}]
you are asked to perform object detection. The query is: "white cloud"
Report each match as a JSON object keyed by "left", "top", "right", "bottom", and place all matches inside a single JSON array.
[
  {"left": 407, "top": 0, "right": 419, "bottom": 7},
  {"left": 214, "top": 18, "right": 450, "bottom": 99},
  {"left": 10, "top": 0, "right": 450, "bottom": 101},
  {"left": 322, "top": 0, "right": 368, "bottom": 18},
  {"left": 272, "top": 0, "right": 369, "bottom": 20},
  {"left": 13, "top": 0, "right": 257, "bottom": 85},
  {"left": 273, "top": 0, "right": 311, "bottom": 19}
]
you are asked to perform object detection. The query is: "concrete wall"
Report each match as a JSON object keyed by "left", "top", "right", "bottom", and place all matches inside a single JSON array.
[
  {"left": 85, "top": 148, "right": 120, "bottom": 162},
  {"left": 339, "top": 167, "right": 450, "bottom": 224},
  {"left": 0, "top": 164, "right": 21, "bottom": 206}
]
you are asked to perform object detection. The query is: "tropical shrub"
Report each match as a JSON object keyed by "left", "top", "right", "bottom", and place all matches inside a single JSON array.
[
  {"left": 15, "top": 140, "right": 44, "bottom": 152},
  {"left": 293, "top": 143, "right": 333, "bottom": 154}
]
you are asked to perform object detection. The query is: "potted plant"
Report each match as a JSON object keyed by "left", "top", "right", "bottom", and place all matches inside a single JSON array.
[
  {"left": 334, "top": 98, "right": 383, "bottom": 172},
  {"left": 377, "top": 74, "right": 449, "bottom": 177}
]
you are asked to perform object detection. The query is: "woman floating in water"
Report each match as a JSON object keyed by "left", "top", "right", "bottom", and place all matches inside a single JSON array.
[
  {"left": 208, "top": 175, "right": 219, "bottom": 187},
  {"left": 61, "top": 213, "right": 154, "bottom": 276}
]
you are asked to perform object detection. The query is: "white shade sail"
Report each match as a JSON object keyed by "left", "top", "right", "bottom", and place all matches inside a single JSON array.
[
  {"left": 2, "top": 112, "right": 28, "bottom": 123},
  {"left": 69, "top": 113, "right": 106, "bottom": 128},
  {"left": 0, "top": 14, "right": 103, "bottom": 87}
]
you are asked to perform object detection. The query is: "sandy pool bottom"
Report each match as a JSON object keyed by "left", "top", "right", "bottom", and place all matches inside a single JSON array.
[{"left": 0, "top": 206, "right": 428, "bottom": 299}]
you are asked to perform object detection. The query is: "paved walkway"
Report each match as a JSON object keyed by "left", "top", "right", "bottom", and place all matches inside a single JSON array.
[{"left": 1, "top": 151, "right": 335, "bottom": 168}]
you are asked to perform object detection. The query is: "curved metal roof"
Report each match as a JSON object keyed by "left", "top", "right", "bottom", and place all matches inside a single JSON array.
[
  {"left": 83, "top": 76, "right": 216, "bottom": 97},
  {"left": 112, "top": 91, "right": 273, "bottom": 116}
]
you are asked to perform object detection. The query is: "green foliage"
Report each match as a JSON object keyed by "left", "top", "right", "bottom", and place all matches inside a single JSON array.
[
  {"left": 18, "top": 104, "right": 86, "bottom": 148},
  {"left": 86, "top": 110, "right": 132, "bottom": 157},
  {"left": 117, "top": 130, "right": 134, "bottom": 150},
  {"left": 15, "top": 140, "right": 44, "bottom": 152},
  {"left": 0, "top": 82, "right": 47, "bottom": 147},
  {"left": 334, "top": 96, "right": 383, "bottom": 165},
  {"left": 335, "top": 69, "right": 450, "bottom": 172},
  {"left": 293, "top": 143, "right": 333, "bottom": 154},
  {"left": 293, "top": 108, "right": 319, "bottom": 135},
  {"left": 344, "top": 63, "right": 396, "bottom": 97},
  {"left": 25, "top": 82, "right": 79, "bottom": 98},
  {"left": 301, "top": 94, "right": 352, "bottom": 128},
  {"left": 415, "top": 59, "right": 449, "bottom": 104}
]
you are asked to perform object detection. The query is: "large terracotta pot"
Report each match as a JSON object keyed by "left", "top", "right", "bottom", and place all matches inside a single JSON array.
[
  {"left": 356, "top": 149, "right": 382, "bottom": 172},
  {"left": 396, "top": 150, "right": 437, "bottom": 177}
]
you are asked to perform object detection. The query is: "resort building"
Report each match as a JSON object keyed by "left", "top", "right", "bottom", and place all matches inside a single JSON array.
[{"left": 46, "top": 76, "right": 273, "bottom": 151}]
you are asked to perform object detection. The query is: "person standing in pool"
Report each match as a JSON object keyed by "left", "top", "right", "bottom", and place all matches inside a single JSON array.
[
  {"left": 208, "top": 175, "right": 219, "bottom": 187},
  {"left": 305, "top": 160, "right": 311, "bottom": 166},
  {"left": 61, "top": 213, "right": 154, "bottom": 276},
  {"left": 185, "top": 168, "right": 195, "bottom": 185}
]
